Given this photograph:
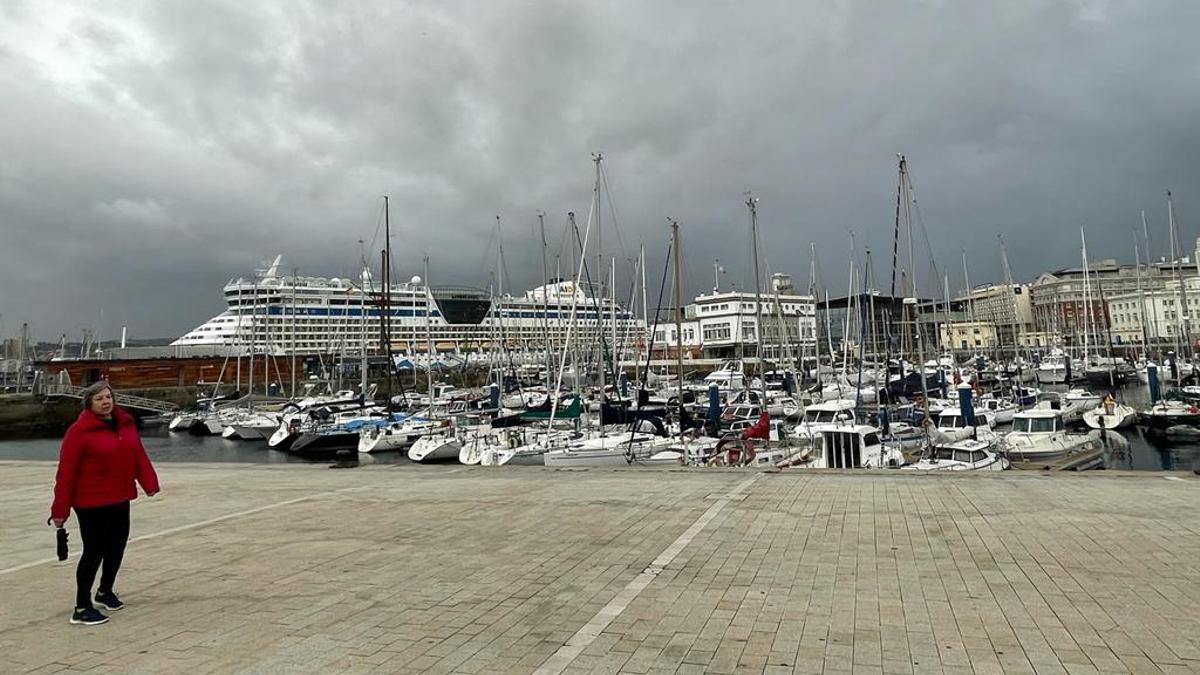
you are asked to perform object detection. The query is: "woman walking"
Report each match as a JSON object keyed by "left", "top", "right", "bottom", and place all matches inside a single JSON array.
[{"left": 50, "top": 382, "right": 160, "bottom": 625}]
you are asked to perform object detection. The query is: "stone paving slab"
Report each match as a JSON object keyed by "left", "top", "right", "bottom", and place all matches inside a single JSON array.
[{"left": 0, "top": 461, "right": 1197, "bottom": 674}]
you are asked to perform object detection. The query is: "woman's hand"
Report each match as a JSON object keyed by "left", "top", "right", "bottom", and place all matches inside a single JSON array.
[{"left": 52, "top": 518, "right": 66, "bottom": 528}]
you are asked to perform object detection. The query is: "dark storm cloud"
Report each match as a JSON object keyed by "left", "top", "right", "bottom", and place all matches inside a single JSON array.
[{"left": 3, "top": 0, "right": 1200, "bottom": 341}]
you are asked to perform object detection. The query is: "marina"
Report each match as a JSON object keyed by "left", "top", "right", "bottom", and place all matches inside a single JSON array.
[
  {"left": 7, "top": 3, "right": 1200, "bottom": 674},
  {"left": 4, "top": 386, "right": 1198, "bottom": 472}
]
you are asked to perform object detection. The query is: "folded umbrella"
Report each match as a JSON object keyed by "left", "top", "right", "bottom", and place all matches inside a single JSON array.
[{"left": 47, "top": 518, "right": 69, "bottom": 561}]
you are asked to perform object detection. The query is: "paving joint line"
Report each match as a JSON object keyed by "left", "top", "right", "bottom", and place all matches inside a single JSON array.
[
  {"left": 0, "top": 484, "right": 377, "bottom": 577},
  {"left": 533, "top": 473, "right": 760, "bottom": 675}
]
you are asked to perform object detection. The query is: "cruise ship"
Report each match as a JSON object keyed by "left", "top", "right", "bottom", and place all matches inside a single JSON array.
[{"left": 173, "top": 256, "right": 645, "bottom": 358}]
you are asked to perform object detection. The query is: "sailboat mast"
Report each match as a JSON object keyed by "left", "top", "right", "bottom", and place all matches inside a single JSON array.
[
  {"left": 383, "top": 196, "right": 393, "bottom": 405},
  {"left": 899, "top": 154, "right": 930, "bottom": 417},
  {"left": 539, "top": 212, "right": 551, "bottom": 377},
  {"left": 592, "top": 155, "right": 606, "bottom": 409},
  {"left": 549, "top": 209, "right": 593, "bottom": 427},
  {"left": 495, "top": 215, "right": 509, "bottom": 383},
  {"left": 1080, "top": 228, "right": 1093, "bottom": 364},
  {"left": 610, "top": 256, "right": 619, "bottom": 400},
  {"left": 998, "top": 235, "right": 1021, "bottom": 362},
  {"left": 639, "top": 244, "right": 648, "bottom": 384},
  {"left": 1167, "top": 194, "right": 1185, "bottom": 360},
  {"left": 248, "top": 280, "right": 257, "bottom": 405},
  {"left": 1134, "top": 235, "right": 1150, "bottom": 351},
  {"left": 290, "top": 268, "right": 297, "bottom": 397},
  {"left": 423, "top": 256, "right": 434, "bottom": 410},
  {"left": 1142, "top": 210, "right": 1162, "bottom": 355},
  {"left": 807, "top": 242, "right": 817, "bottom": 385},
  {"left": 866, "top": 250, "right": 880, "bottom": 367},
  {"left": 1169, "top": 191, "right": 1192, "bottom": 355},
  {"left": 671, "top": 219, "right": 685, "bottom": 442},
  {"left": 747, "top": 194, "right": 767, "bottom": 401}
]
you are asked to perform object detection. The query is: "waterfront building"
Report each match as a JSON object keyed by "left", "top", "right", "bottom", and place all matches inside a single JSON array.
[
  {"left": 954, "top": 283, "right": 1035, "bottom": 346},
  {"left": 1107, "top": 275, "right": 1200, "bottom": 351},
  {"left": 1029, "top": 253, "right": 1199, "bottom": 347},
  {"left": 938, "top": 321, "right": 1000, "bottom": 352},
  {"left": 649, "top": 273, "right": 817, "bottom": 361}
]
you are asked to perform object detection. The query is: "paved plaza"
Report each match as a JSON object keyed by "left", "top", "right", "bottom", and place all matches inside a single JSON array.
[{"left": 0, "top": 461, "right": 1198, "bottom": 674}]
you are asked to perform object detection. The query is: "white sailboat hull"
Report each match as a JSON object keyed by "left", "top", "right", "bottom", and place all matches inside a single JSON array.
[
  {"left": 1036, "top": 367, "right": 1067, "bottom": 384},
  {"left": 1082, "top": 405, "right": 1136, "bottom": 430},
  {"left": 543, "top": 435, "right": 678, "bottom": 467},
  {"left": 408, "top": 435, "right": 461, "bottom": 463}
]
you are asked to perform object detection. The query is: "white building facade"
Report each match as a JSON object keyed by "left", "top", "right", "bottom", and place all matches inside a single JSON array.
[
  {"left": 1107, "top": 275, "right": 1200, "bottom": 351},
  {"left": 650, "top": 274, "right": 817, "bottom": 362}
]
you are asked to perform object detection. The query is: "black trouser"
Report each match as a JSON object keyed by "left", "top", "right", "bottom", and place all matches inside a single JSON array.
[{"left": 73, "top": 501, "right": 130, "bottom": 609}]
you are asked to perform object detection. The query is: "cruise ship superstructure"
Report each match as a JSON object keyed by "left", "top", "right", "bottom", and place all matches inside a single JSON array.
[{"left": 173, "top": 256, "right": 644, "bottom": 357}]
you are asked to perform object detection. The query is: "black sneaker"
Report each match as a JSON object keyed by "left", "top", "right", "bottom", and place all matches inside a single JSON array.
[
  {"left": 70, "top": 607, "right": 109, "bottom": 625},
  {"left": 95, "top": 591, "right": 123, "bottom": 611}
]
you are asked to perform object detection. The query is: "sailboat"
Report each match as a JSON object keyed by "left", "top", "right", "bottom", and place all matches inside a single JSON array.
[{"left": 408, "top": 257, "right": 461, "bottom": 463}]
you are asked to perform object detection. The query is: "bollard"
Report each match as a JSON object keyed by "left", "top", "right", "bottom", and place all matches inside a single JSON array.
[{"left": 958, "top": 382, "right": 976, "bottom": 440}]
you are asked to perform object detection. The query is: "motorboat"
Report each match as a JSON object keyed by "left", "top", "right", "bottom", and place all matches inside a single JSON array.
[
  {"left": 903, "top": 438, "right": 1009, "bottom": 471},
  {"left": 1036, "top": 350, "right": 1071, "bottom": 384},
  {"left": 703, "top": 361, "right": 747, "bottom": 391},
  {"left": 775, "top": 424, "right": 903, "bottom": 469},
  {"left": 976, "top": 396, "right": 1018, "bottom": 425},
  {"left": 1002, "top": 410, "right": 1101, "bottom": 462},
  {"left": 1032, "top": 390, "right": 1099, "bottom": 424},
  {"left": 1139, "top": 400, "right": 1200, "bottom": 429},
  {"left": 789, "top": 399, "right": 857, "bottom": 441},
  {"left": 934, "top": 408, "right": 997, "bottom": 443},
  {"left": 819, "top": 382, "right": 878, "bottom": 403},
  {"left": 1082, "top": 399, "right": 1136, "bottom": 430},
  {"left": 726, "top": 389, "right": 803, "bottom": 419}
]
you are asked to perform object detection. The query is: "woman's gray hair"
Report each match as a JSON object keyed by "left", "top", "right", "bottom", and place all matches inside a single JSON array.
[{"left": 81, "top": 381, "right": 114, "bottom": 410}]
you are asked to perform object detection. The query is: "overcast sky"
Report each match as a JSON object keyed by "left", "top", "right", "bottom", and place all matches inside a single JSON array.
[{"left": 3, "top": 0, "right": 1199, "bottom": 341}]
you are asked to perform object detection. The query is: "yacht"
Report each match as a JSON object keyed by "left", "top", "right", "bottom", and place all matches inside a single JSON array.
[
  {"left": 934, "top": 408, "right": 997, "bottom": 443},
  {"left": 976, "top": 396, "right": 1018, "bottom": 425},
  {"left": 1002, "top": 410, "right": 1101, "bottom": 462},
  {"left": 903, "top": 439, "right": 1009, "bottom": 471},
  {"left": 1082, "top": 399, "right": 1136, "bottom": 430},
  {"left": 357, "top": 414, "right": 443, "bottom": 453},
  {"left": 789, "top": 399, "right": 857, "bottom": 441},
  {"left": 775, "top": 425, "right": 903, "bottom": 469},
  {"left": 542, "top": 429, "right": 681, "bottom": 467},
  {"left": 1139, "top": 400, "right": 1200, "bottom": 429},
  {"left": 1032, "top": 390, "right": 1099, "bottom": 424},
  {"left": 1036, "top": 350, "right": 1071, "bottom": 384}
]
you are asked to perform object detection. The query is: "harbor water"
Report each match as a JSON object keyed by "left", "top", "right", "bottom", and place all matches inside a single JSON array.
[{"left": 1, "top": 382, "right": 1197, "bottom": 471}]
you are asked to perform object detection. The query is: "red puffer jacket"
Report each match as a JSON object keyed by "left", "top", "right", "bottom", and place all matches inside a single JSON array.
[{"left": 51, "top": 407, "right": 160, "bottom": 521}]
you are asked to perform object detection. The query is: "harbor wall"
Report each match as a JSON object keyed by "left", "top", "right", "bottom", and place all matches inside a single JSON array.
[
  {"left": 0, "top": 387, "right": 202, "bottom": 438},
  {"left": 44, "top": 356, "right": 305, "bottom": 390}
]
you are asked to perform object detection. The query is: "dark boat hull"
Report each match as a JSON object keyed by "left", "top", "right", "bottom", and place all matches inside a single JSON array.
[{"left": 289, "top": 431, "right": 360, "bottom": 455}]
